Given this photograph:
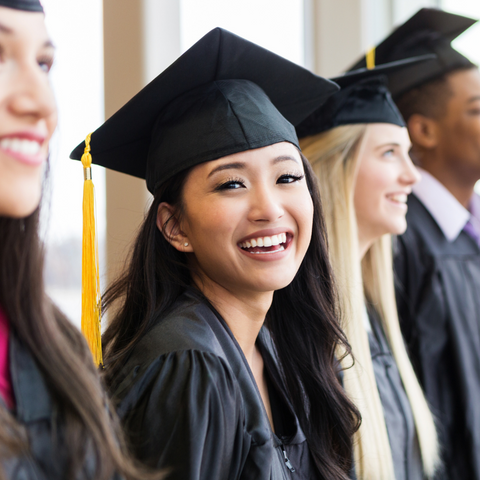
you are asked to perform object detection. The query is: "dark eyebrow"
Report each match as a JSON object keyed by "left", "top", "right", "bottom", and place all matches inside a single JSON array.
[
  {"left": 0, "top": 22, "right": 13, "bottom": 34},
  {"left": 272, "top": 155, "right": 300, "bottom": 165},
  {"left": 207, "top": 154, "right": 300, "bottom": 178},
  {"left": 467, "top": 95, "right": 480, "bottom": 103},
  {"left": 207, "top": 162, "right": 245, "bottom": 178},
  {"left": 0, "top": 21, "right": 54, "bottom": 49}
]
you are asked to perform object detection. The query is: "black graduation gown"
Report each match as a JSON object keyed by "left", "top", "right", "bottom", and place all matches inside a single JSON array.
[
  {"left": 367, "top": 307, "right": 423, "bottom": 480},
  {"left": 394, "top": 193, "right": 480, "bottom": 479},
  {"left": 3, "top": 332, "right": 120, "bottom": 479},
  {"left": 109, "top": 288, "right": 320, "bottom": 480}
]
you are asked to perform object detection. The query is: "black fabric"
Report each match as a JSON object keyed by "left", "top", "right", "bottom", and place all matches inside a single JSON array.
[
  {"left": 296, "top": 76, "right": 404, "bottom": 138},
  {"left": 70, "top": 28, "right": 338, "bottom": 193},
  {"left": 3, "top": 332, "right": 121, "bottom": 480},
  {"left": 0, "top": 0, "right": 43, "bottom": 12},
  {"left": 296, "top": 56, "right": 434, "bottom": 138},
  {"left": 348, "top": 8, "right": 477, "bottom": 98},
  {"left": 394, "top": 194, "right": 480, "bottom": 479},
  {"left": 110, "top": 288, "right": 320, "bottom": 480},
  {"left": 366, "top": 307, "right": 423, "bottom": 480}
]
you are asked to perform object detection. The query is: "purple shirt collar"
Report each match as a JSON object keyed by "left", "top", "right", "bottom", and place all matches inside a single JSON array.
[{"left": 412, "top": 167, "right": 480, "bottom": 242}]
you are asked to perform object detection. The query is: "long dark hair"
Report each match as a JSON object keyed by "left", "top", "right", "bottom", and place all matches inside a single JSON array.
[
  {"left": 102, "top": 154, "right": 361, "bottom": 479},
  {"left": 0, "top": 205, "right": 160, "bottom": 480}
]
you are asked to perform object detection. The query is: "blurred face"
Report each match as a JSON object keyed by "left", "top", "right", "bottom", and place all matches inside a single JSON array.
[
  {"left": 436, "top": 68, "right": 480, "bottom": 177},
  {"left": 354, "top": 124, "right": 420, "bottom": 251},
  {"left": 169, "top": 142, "right": 313, "bottom": 296},
  {"left": 0, "top": 7, "right": 57, "bottom": 218}
]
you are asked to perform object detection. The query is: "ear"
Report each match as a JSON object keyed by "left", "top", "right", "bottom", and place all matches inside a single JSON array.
[
  {"left": 407, "top": 114, "right": 439, "bottom": 150},
  {"left": 156, "top": 202, "right": 193, "bottom": 253}
]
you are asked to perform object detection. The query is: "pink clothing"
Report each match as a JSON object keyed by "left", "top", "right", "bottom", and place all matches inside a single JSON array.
[{"left": 0, "top": 307, "right": 14, "bottom": 409}]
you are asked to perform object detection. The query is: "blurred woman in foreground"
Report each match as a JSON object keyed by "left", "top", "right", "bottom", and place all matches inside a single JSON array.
[{"left": 0, "top": 2, "right": 160, "bottom": 479}]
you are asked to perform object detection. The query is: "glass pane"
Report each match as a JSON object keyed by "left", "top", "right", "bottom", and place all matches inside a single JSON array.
[{"left": 181, "top": 0, "right": 304, "bottom": 65}]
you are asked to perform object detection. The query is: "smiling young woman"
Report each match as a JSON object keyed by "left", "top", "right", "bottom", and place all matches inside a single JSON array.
[
  {"left": 70, "top": 28, "right": 361, "bottom": 480},
  {"left": 297, "top": 60, "right": 439, "bottom": 480},
  {"left": 0, "top": 2, "right": 162, "bottom": 479}
]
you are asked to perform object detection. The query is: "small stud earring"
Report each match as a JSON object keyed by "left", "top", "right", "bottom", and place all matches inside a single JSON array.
[{"left": 184, "top": 242, "right": 189, "bottom": 247}]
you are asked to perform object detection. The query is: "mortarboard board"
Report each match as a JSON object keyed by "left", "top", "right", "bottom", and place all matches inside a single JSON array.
[
  {"left": 296, "top": 55, "right": 435, "bottom": 139},
  {"left": 70, "top": 27, "right": 339, "bottom": 365},
  {"left": 348, "top": 8, "right": 478, "bottom": 98},
  {"left": 70, "top": 27, "right": 339, "bottom": 194},
  {"left": 0, "top": 0, "right": 43, "bottom": 12}
]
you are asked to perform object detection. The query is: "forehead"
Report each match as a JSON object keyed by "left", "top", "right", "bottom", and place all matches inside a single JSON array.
[
  {"left": 195, "top": 141, "right": 301, "bottom": 174},
  {"left": 364, "top": 123, "right": 409, "bottom": 144},
  {"left": 0, "top": 7, "right": 49, "bottom": 44},
  {"left": 447, "top": 68, "right": 480, "bottom": 100}
]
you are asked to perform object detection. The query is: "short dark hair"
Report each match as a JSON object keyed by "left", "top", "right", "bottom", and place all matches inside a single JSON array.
[{"left": 396, "top": 66, "right": 477, "bottom": 122}]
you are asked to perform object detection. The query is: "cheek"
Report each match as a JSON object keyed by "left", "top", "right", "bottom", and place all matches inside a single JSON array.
[
  {"left": 0, "top": 158, "right": 43, "bottom": 217},
  {"left": 293, "top": 193, "right": 314, "bottom": 244},
  {"left": 184, "top": 198, "right": 242, "bottom": 246},
  {"left": 354, "top": 169, "right": 385, "bottom": 217}
]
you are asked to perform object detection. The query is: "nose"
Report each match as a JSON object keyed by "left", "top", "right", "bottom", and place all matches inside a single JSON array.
[
  {"left": 9, "top": 63, "right": 57, "bottom": 122},
  {"left": 247, "top": 184, "right": 285, "bottom": 223},
  {"left": 400, "top": 154, "right": 421, "bottom": 186}
]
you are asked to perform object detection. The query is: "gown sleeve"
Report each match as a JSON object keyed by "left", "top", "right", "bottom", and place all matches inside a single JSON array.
[
  {"left": 116, "top": 349, "right": 248, "bottom": 480},
  {"left": 393, "top": 231, "right": 430, "bottom": 375}
]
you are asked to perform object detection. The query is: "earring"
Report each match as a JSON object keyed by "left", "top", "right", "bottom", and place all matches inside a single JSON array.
[{"left": 184, "top": 242, "right": 189, "bottom": 247}]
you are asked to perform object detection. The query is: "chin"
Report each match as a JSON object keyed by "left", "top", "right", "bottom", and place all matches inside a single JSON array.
[
  {"left": 248, "top": 274, "right": 297, "bottom": 293},
  {"left": 0, "top": 191, "right": 41, "bottom": 218},
  {"left": 387, "top": 219, "right": 408, "bottom": 236}
]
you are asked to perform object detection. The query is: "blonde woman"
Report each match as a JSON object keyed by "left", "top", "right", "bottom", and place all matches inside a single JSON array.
[{"left": 297, "top": 61, "right": 439, "bottom": 480}]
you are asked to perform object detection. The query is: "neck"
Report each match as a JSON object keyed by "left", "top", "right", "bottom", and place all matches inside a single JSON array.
[
  {"left": 357, "top": 231, "right": 373, "bottom": 260},
  {"left": 420, "top": 153, "right": 478, "bottom": 209},
  {"left": 193, "top": 274, "right": 273, "bottom": 365}
]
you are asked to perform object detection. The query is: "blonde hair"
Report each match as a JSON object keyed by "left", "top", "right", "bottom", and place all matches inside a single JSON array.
[{"left": 300, "top": 125, "right": 439, "bottom": 480}]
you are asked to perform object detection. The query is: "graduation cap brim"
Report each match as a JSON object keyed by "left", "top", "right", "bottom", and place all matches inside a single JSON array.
[
  {"left": 0, "top": 0, "right": 43, "bottom": 12},
  {"left": 70, "top": 28, "right": 339, "bottom": 185},
  {"left": 348, "top": 8, "right": 478, "bottom": 97},
  {"left": 333, "top": 54, "right": 436, "bottom": 86},
  {"left": 297, "top": 55, "right": 436, "bottom": 138}
]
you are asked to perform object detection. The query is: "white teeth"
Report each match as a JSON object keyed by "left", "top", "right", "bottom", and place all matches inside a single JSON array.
[
  {"left": 239, "top": 233, "right": 289, "bottom": 250},
  {"left": 389, "top": 193, "right": 408, "bottom": 203},
  {"left": 0, "top": 137, "right": 42, "bottom": 156}
]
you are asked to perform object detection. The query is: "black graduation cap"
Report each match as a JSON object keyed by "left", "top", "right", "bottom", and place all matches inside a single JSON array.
[
  {"left": 70, "top": 27, "right": 339, "bottom": 193},
  {"left": 348, "top": 8, "right": 478, "bottom": 98},
  {"left": 296, "top": 55, "right": 436, "bottom": 139},
  {"left": 0, "top": 0, "right": 43, "bottom": 12}
]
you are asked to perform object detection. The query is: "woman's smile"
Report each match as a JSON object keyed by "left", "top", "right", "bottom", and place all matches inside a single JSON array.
[{"left": 237, "top": 229, "right": 293, "bottom": 260}]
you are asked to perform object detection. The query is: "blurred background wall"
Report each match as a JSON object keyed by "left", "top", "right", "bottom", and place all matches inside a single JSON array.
[{"left": 41, "top": 0, "right": 480, "bottom": 329}]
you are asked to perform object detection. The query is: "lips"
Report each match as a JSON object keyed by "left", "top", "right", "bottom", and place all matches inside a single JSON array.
[{"left": 0, "top": 133, "right": 46, "bottom": 166}]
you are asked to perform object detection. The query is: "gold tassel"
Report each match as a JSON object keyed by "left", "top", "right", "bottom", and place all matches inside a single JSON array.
[
  {"left": 366, "top": 46, "right": 376, "bottom": 70},
  {"left": 81, "top": 133, "right": 103, "bottom": 366}
]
